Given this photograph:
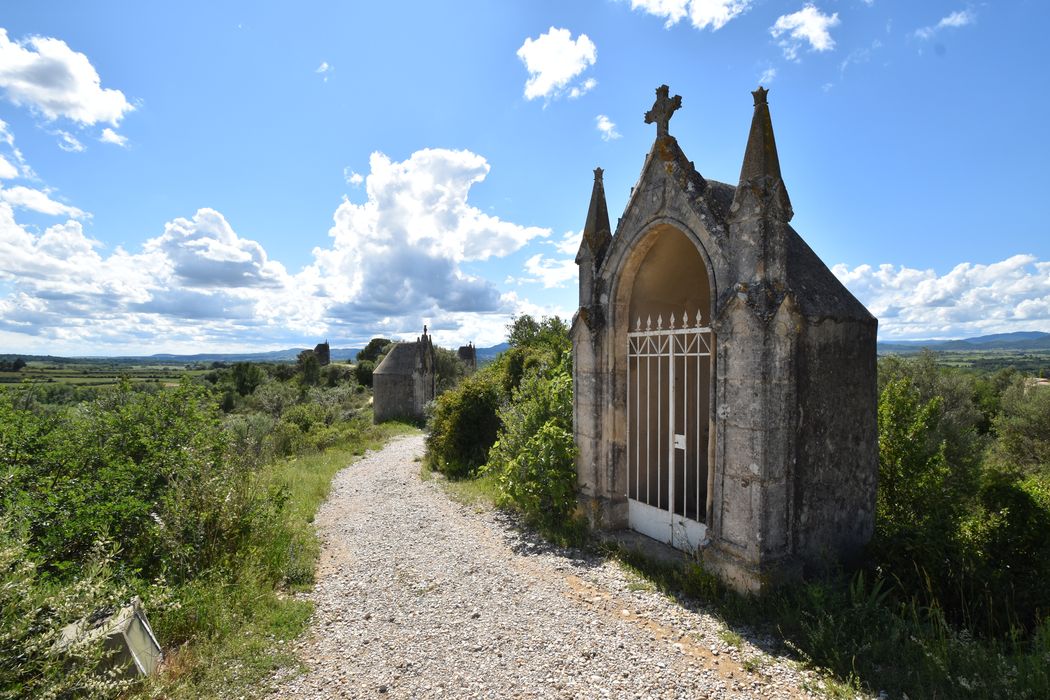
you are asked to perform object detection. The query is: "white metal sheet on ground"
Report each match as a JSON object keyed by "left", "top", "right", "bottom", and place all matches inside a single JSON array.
[{"left": 671, "top": 514, "right": 706, "bottom": 553}]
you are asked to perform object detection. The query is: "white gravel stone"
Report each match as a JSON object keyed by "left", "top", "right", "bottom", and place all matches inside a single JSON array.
[{"left": 269, "top": 434, "right": 851, "bottom": 699}]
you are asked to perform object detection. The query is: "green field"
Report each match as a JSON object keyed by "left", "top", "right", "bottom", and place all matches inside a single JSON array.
[
  {"left": 0, "top": 361, "right": 208, "bottom": 388},
  {"left": 880, "top": 349, "right": 1050, "bottom": 375}
]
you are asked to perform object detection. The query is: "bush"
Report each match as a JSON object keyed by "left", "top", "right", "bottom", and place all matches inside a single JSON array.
[
  {"left": 959, "top": 472, "right": 1050, "bottom": 634},
  {"left": 0, "top": 380, "right": 266, "bottom": 583},
  {"left": 485, "top": 361, "right": 577, "bottom": 528},
  {"left": 354, "top": 360, "right": 375, "bottom": 388},
  {"left": 231, "top": 362, "right": 265, "bottom": 396},
  {"left": 426, "top": 368, "right": 503, "bottom": 478},
  {"left": 872, "top": 375, "right": 1050, "bottom": 638},
  {"left": 0, "top": 525, "right": 135, "bottom": 698},
  {"left": 988, "top": 378, "right": 1050, "bottom": 476},
  {"left": 357, "top": 338, "right": 392, "bottom": 363}
]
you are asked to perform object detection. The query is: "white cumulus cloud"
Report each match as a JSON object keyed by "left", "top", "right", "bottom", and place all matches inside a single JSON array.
[
  {"left": 834, "top": 255, "right": 1050, "bottom": 339},
  {"left": 55, "top": 130, "right": 84, "bottom": 153},
  {"left": 629, "top": 0, "right": 752, "bottom": 31},
  {"left": 343, "top": 167, "right": 364, "bottom": 186},
  {"left": 759, "top": 67, "right": 777, "bottom": 84},
  {"left": 0, "top": 185, "right": 85, "bottom": 218},
  {"left": 514, "top": 230, "right": 583, "bottom": 289},
  {"left": 0, "top": 28, "right": 134, "bottom": 125},
  {"left": 914, "top": 9, "right": 976, "bottom": 40},
  {"left": 569, "top": 77, "right": 598, "bottom": 99},
  {"left": 0, "top": 154, "right": 17, "bottom": 179},
  {"left": 99, "top": 127, "right": 128, "bottom": 147},
  {"left": 596, "top": 114, "right": 621, "bottom": 141},
  {"left": 0, "top": 120, "right": 32, "bottom": 178},
  {"left": 316, "top": 61, "right": 332, "bottom": 81},
  {"left": 0, "top": 148, "right": 562, "bottom": 352},
  {"left": 771, "top": 4, "right": 840, "bottom": 60},
  {"left": 517, "top": 27, "right": 597, "bottom": 101},
  {"left": 307, "top": 148, "right": 549, "bottom": 334}
]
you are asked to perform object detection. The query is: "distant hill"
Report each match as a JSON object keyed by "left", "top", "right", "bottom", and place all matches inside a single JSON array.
[
  {"left": 1, "top": 342, "right": 513, "bottom": 365},
  {"left": 878, "top": 331, "right": 1050, "bottom": 354},
  {"left": 476, "top": 342, "right": 509, "bottom": 363}
]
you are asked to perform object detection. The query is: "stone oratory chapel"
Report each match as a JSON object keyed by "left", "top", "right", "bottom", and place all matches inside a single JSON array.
[{"left": 572, "top": 85, "right": 878, "bottom": 592}]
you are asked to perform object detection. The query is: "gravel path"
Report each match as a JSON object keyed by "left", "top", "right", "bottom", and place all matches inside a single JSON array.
[{"left": 270, "top": 434, "right": 835, "bottom": 699}]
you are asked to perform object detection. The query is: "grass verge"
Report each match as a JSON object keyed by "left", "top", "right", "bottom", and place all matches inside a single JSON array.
[
  {"left": 610, "top": 546, "right": 1050, "bottom": 700},
  {"left": 138, "top": 421, "right": 419, "bottom": 699}
]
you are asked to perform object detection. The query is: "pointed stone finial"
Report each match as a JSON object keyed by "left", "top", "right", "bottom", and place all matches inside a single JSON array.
[
  {"left": 656, "top": 314, "right": 663, "bottom": 330},
  {"left": 695, "top": 309, "right": 703, "bottom": 327},
  {"left": 576, "top": 165, "right": 613, "bottom": 266},
  {"left": 636, "top": 317, "right": 642, "bottom": 331},
  {"left": 646, "top": 315, "right": 652, "bottom": 331},
  {"left": 644, "top": 84, "right": 682, "bottom": 139},
  {"left": 729, "top": 85, "right": 793, "bottom": 222},
  {"left": 669, "top": 312, "right": 676, "bottom": 329}
]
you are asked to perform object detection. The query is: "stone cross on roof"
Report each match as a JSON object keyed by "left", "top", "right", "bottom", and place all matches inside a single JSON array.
[{"left": 644, "top": 84, "right": 682, "bottom": 138}]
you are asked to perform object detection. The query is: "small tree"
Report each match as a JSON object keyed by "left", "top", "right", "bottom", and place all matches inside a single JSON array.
[
  {"left": 357, "top": 338, "right": 392, "bottom": 364},
  {"left": 297, "top": 350, "right": 320, "bottom": 386},
  {"left": 231, "top": 361, "right": 265, "bottom": 396},
  {"left": 989, "top": 378, "right": 1050, "bottom": 477},
  {"left": 354, "top": 360, "right": 375, "bottom": 388}
]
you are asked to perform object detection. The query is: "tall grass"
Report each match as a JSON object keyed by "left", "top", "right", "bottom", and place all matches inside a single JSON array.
[
  {"left": 141, "top": 421, "right": 418, "bottom": 699},
  {"left": 611, "top": 547, "right": 1050, "bottom": 700}
]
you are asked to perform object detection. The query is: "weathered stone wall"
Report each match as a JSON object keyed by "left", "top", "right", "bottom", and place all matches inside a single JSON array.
[
  {"left": 373, "top": 372, "right": 419, "bottom": 423},
  {"left": 372, "top": 336, "right": 434, "bottom": 423},
  {"left": 793, "top": 318, "right": 878, "bottom": 571}
]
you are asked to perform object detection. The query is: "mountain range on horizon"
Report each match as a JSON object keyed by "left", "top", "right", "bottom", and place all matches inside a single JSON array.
[
  {"left": 877, "top": 331, "right": 1050, "bottom": 353},
  {"left": 3, "top": 332, "right": 1050, "bottom": 365},
  {"left": 0, "top": 342, "right": 513, "bottom": 365}
]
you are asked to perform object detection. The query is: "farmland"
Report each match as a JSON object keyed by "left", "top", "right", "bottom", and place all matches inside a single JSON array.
[{"left": 0, "top": 358, "right": 211, "bottom": 389}]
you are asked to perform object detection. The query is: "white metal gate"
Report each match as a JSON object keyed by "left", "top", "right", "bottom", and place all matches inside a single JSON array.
[{"left": 627, "top": 310, "right": 711, "bottom": 550}]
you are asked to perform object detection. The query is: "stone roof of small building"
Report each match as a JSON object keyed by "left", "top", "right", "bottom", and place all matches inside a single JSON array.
[{"left": 374, "top": 341, "right": 423, "bottom": 376}]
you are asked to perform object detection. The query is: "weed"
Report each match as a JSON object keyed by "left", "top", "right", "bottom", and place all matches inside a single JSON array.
[{"left": 718, "top": 628, "right": 744, "bottom": 648}]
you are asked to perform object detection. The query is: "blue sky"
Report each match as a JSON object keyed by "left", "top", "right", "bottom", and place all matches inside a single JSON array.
[{"left": 0, "top": 1, "right": 1047, "bottom": 354}]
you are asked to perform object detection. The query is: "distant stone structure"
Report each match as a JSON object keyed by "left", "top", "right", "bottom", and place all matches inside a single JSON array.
[
  {"left": 373, "top": 326, "right": 435, "bottom": 423},
  {"left": 457, "top": 342, "right": 477, "bottom": 371},
  {"left": 313, "top": 340, "right": 331, "bottom": 367},
  {"left": 572, "top": 85, "right": 878, "bottom": 592}
]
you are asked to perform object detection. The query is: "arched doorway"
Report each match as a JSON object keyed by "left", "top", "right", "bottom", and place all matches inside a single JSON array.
[{"left": 623, "top": 225, "right": 713, "bottom": 550}]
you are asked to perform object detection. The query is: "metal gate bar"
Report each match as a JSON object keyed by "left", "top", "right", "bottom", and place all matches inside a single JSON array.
[{"left": 627, "top": 310, "right": 711, "bottom": 529}]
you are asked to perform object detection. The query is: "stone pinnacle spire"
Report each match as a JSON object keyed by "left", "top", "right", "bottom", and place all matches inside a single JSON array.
[
  {"left": 576, "top": 167, "right": 612, "bottom": 266},
  {"left": 731, "top": 86, "right": 793, "bottom": 222}
]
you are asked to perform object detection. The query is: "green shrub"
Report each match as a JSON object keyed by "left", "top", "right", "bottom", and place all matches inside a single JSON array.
[
  {"left": 485, "top": 360, "right": 579, "bottom": 536},
  {"left": 426, "top": 368, "right": 503, "bottom": 478},
  {"left": 231, "top": 362, "right": 265, "bottom": 397},
  {"left": 989, "top": 379, "right": 1050, "bottom": 476},
  {"left": 354, "top": 360, "right": 375, "bottom": 388},
  {"left": 872, "top": 375, "right": 1050, "bottom": 638},
  {"left": 959, "top": 472, "right": 1050, "bottom": 634},
  {"left": 0, "top": 525, "right": 135, "bottom": 699},
  {"left": 0, "top": 380, "right": 266, "bottom": 583},
  {"left": 356, "top": 338, "right": 392, "bottom": 363},
  {"left": 248, "top": 380, "right": 298, "bottom": 419}
]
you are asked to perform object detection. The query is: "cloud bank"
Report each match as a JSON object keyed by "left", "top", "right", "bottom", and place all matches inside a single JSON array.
[
  {"left": 834, "top": 255, "right": 1050, "bottom": 339},
  {"left": 0, "top": 148, "right": 556, "bottom": 353}
]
